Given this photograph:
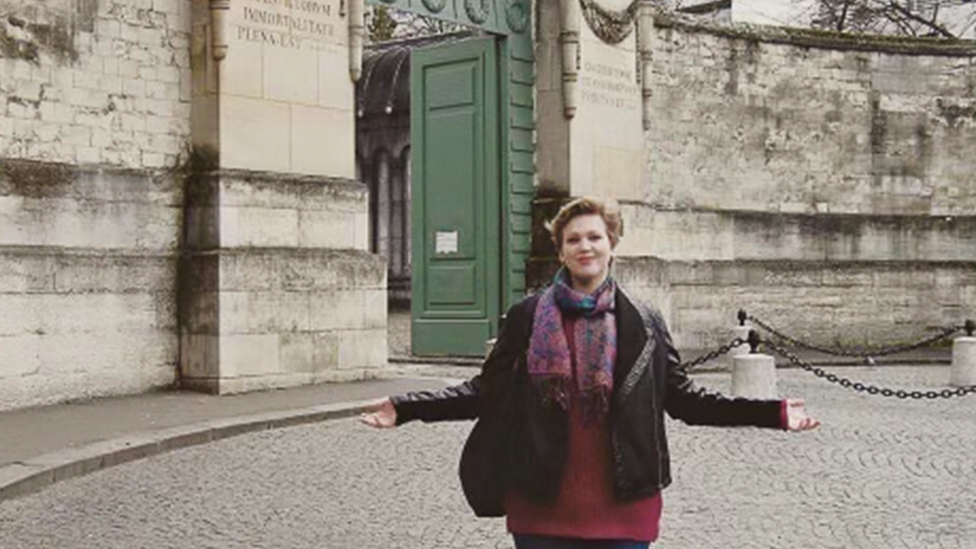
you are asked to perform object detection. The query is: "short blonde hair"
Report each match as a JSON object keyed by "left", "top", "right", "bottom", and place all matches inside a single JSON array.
[{"left": 546, "top": 196, "right": 623, "bottom": 251}]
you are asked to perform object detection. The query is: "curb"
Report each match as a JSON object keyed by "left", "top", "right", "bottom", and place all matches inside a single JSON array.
[
  {"left": 0, "top": 399, "right": 376, "bottom": 503},
  {"left": 388, "top": 355, "right": 483, "bottom": 366}
]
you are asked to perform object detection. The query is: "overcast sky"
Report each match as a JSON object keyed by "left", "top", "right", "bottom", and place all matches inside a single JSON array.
[{"left": 732, "top": 0, "right": 814, "bottom": 26}]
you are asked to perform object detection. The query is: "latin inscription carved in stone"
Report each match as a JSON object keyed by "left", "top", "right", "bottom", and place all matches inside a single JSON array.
[
  {"left": 580, "top": 62, "right": 639, "bottom": 110},
  {"left": 233, "top": 0, "right": 342, "bottom": 50}
]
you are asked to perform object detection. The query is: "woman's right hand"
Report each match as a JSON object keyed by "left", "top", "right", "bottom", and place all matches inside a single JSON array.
[{"left": 360, "top": 398, "right": 398, "bottom": 428}]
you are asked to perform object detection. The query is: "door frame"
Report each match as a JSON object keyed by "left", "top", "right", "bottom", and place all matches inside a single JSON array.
[
  {"left": 410, "top": 37, "right": 501, "bottom": 356},
  {"left": 363, "top": 0, "right": 535, "bottom": 352}
]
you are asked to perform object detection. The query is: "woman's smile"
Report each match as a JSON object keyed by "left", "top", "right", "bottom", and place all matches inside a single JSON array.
[{"left": 558, "top": 214, "right": 614, "bottom": 294}]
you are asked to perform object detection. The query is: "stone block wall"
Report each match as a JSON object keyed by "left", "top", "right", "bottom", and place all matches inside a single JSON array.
[
  {"left": 0, "top": 0, "right": 190, "bottom": 410},
  {"left": 0, "top": 0, "right": 191, "bottom": 169},
  {"left": 1, "top": 0, "right": 387, "bottom": 409},
  {"left": 617, "top": 203, "right": 976, "bottom": 262},
  {"left": 616, "top": 16, "right": 976, "bottom": 350},
  {"left": 617, "top": 257, "right": 975, "bottom": 351},
  {"left": 180, "top": 170, "right": 386, "bottom": 394},
  {"left": 643, "top": 21, "right": 975, "bottom": 218},
  {"left": 0, "top": 160, "right": 181, "bottom": 411},
  {"left": 179, "top": 249, "right": 387, "bottom": 394}
]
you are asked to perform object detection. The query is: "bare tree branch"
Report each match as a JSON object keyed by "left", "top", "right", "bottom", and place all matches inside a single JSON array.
[
  {"left": 804, "top": 0, "right": 970, "bottom": 38},
  {"left": 883, "top": 0, "right": 956, "bottom": 37}
]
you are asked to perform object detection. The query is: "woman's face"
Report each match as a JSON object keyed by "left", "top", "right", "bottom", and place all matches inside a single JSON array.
[{"left": 558, "top": 213, "right": 614, "bottom": 294}]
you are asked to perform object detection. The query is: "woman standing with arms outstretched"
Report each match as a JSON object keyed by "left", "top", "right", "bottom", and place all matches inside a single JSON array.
[{"left": 362, "top": 197, "right": 820, "bottom": 549}]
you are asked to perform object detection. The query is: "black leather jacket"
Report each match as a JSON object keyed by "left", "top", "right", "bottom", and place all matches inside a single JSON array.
[{"left": 392, "top": 287, "right": 783, "bottom": 506}]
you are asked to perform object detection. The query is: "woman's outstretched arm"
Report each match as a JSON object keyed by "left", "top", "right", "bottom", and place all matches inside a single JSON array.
[
  {"left": 361, "top": 295, "right": 538, "bottom": 428},
  {"left": 661, "top": 317, "right": 819, "bottom": 431}
]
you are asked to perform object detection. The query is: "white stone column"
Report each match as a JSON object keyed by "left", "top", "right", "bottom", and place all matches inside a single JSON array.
[
  {"left": 183, "top": 0, "right": 384, "bottom": 395},
  {"left": 732, "top": 353, "right": 777, "bottom": 399},
  {"left": 535, "top": 0, "right": 643, "bottom": 199},
  {"left": 206, "top": 0, "right": 356, "bottom": 177},
  {"left": 950, "top": 337, "right": 976, "bottom": 387}
]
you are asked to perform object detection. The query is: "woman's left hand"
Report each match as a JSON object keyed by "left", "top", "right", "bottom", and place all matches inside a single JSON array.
[{"left": 785, "top": 398, "right": 821, "bottom": 431}]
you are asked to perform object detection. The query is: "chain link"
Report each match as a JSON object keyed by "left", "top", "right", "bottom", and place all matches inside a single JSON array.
[
  {"left": 677, "top": 324, "right": 976, "bottom": 399},
  {"left": 747, "top": 315, "right": 962, "bottom": 359},
  {"left": 679, "top": 338, "right": 744, "bottom": 370},
  {"left": 765, "top": 339, "right": 976, "bottom": 400}
]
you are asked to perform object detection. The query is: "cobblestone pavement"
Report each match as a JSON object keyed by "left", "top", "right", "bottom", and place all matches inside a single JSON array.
[{"left": 2, "top": 366, "right": 976, "bottom": 549}]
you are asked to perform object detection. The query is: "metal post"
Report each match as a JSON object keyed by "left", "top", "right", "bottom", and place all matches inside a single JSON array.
[{"left": 728, "top": 312, "right": 752, "bottom": 369}]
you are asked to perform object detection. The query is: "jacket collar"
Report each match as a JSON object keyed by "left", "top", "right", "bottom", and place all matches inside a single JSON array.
[{"left": 613, "top": 287, "right": 654, "bottom": 400}]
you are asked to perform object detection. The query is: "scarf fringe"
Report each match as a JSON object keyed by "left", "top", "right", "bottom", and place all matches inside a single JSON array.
[
  {"left": 527, "top": 276, "right": 617, "bottom": 419},
  {"left": 578, "top": 386, "right": 612, "bottom": 425},
  {"left": 531, "top": 376, "right": 570, "bottom": 410},
  {"left": 531, "top": 377, "right": 612, "bottom": 419}
]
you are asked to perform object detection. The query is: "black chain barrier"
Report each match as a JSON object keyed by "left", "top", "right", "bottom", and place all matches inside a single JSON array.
[
  {"left": 745, "top": 313, "right": 965, "bottom": 359},
  {"left": 764, "top": 338, "right": 976, "bottom": 400},
  {"left": 679, "top": 338, "right": 743, "bottom": 370}
]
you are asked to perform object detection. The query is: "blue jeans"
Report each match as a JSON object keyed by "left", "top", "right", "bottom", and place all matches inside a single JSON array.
[{"left": 513, "top": 534, "right": 651, "bottom": 549}]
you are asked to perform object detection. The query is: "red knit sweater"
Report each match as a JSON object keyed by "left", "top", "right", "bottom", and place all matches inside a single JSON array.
[{"left": 505, "top": 316, "right": 663, "bottom": 542}]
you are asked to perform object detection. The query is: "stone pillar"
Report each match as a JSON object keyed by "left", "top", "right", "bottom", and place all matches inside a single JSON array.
[
  {"left": 732, "top": 353, "right": 777, "bottom": 399},
  {"left": 191, "top": 0, "right": 355, "bottom": 176},
  {"left": 950, "top": 337, "right": 976, "bottom": 388},
  {"left": 182, "top": 0, "right": 386, "bottom": 393},
  {"left": 536, "top": 0, "right": 644, "bottom": 200}
]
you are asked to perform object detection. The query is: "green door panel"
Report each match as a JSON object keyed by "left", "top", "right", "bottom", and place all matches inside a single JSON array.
[
  {"left": 426, "top": 66, "right": 476, "bottom": 106},
  {"left": 412, "top": 37, "right": 501, "bottom": 356},
  {"left": 429, "top": 264, "right": 477, "bottom": 305}
]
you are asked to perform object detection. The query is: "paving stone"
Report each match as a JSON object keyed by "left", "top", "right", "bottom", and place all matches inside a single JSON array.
[{"left": 1, "top": 366, "right": 975, "bottom": 548}]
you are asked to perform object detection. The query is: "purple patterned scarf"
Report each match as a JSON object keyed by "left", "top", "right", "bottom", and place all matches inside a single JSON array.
[{"left": 527, "top": 269, "right": 617, "bottom": 419}]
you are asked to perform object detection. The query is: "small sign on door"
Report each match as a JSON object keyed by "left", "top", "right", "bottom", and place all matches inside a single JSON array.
[{"left": 435, "top": 230, "right": 459, "bottom": 255}]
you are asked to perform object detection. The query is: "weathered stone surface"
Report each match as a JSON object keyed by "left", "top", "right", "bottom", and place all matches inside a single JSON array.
[
  {"left": 0, "top": 237, "right": 179, "bottom": 411},
  {"left": 180, "top": 248, "right": 387, "bottom": 392},
  {"left": 642, "top": 20, "right": 976, "bottom": 217},
  {"left": 619, "top": 204, "right": 976, "bottom": 262},
  {"left": 0, "top": 160, "right": 183, "bottom": 250},
  {"left": 0, "top": 361, "right": 177, "bottom": 412},
  {"left": 598, "top": 20, "right": 976, "bottom": 352},
  {"left": 0, "top": 1, "right": 191, "bottom": 169},
  {"left": 209, "top": 0, "right": 355, "bottom": 177},
  {"left": 616, "top": 257, "right": 975, "bottom": 350},
  {"left": 184, "top": 170, "right": 369, "bottom": 251},
  {"left": 179, "top": 171, "right": 386, "bottom": 395}
]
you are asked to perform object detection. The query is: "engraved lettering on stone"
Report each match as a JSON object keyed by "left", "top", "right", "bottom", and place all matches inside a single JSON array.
[
  {"left": 580, "top": 61, "right": 639, "bottom": 110},
  {"left": 236, "top": 25, "right": 303, "bottom": 48},
  {"left": 241, "top": 6, "right": 335, "bottom": 37},
  {"left": 232, "top": 0, "right": 341, "bottom": 50}
]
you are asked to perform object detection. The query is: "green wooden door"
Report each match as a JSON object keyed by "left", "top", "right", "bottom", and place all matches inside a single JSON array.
[{"left": 411, "top": 37, "right": 500, "bottom": 357}]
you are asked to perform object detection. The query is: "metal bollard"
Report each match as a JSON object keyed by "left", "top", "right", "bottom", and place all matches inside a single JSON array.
[
  {"left": 729, "top": 325, "right": 753, "bottom": 360},
  {"left": 731, "top": 330, "right": 777, "bottom": 399},
  {"left": 950, "top": 336, "right": 976, "bottom": 387}
]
